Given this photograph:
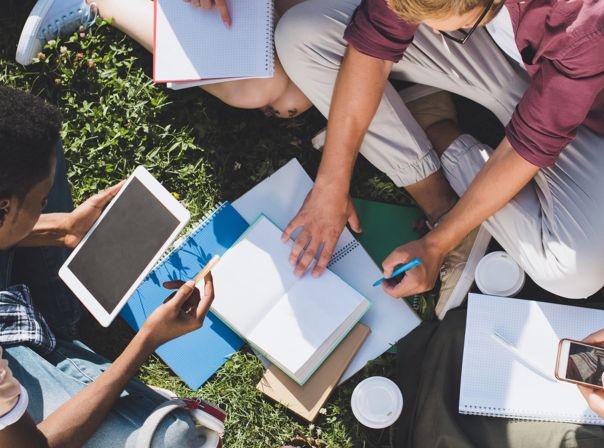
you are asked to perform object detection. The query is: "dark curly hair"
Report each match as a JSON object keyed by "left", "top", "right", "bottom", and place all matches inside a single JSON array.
[{"left": 0, "top": 86, "right": 61, "bottom": 202}]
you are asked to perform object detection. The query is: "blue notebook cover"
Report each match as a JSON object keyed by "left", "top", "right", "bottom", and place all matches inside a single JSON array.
[{"left": 121, "top": 202, "right": 249, "bottom": 389}]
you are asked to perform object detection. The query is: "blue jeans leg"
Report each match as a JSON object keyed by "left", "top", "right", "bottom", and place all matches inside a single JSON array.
[
  {"left": 8, "top": 141, "right": 82, "bottom": 340},
  {"left": 5, "top": 341, "right": 198, "bottom": 448}
]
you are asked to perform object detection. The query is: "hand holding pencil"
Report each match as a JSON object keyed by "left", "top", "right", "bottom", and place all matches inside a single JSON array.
[{"left": 142, "top": 255, "right": 220, "bottom": 346}]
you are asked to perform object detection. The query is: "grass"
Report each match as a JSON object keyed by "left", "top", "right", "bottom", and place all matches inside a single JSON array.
[{"left": 1, "top": 2, "right": 424, "bottom": 446}]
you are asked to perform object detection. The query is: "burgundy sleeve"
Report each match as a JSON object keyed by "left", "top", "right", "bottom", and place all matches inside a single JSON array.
[
  {"left": 344, "top": 0, "right": 417, "bottom": 62},
  {"left": 506, "top": 37, "right": 604, "bottom": 167}
]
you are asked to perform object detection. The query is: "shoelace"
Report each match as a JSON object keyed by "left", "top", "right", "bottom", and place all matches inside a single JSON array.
[{"left": 40, "top": 2, "right": 97, "bottom": 42}]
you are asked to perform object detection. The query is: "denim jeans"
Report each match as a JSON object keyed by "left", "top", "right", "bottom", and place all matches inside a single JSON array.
[
  {"left": 0, "top": 142, "right": 81, "bottom": 340},
  {"left": 4, "top": 341, "right": 198, "bottom": 448}
]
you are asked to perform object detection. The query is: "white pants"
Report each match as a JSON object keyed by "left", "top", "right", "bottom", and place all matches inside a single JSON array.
[{"left": 275, "top": 0, "right": 604, "bottom": 298}]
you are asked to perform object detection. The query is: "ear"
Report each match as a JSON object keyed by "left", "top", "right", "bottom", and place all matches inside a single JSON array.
[{"left": 0, "top": 199, "right": 10, "bottom": 227}]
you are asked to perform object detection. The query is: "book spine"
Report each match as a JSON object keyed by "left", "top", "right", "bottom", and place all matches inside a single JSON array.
[{"left": 142, "top": 202, "right": 227, "bottom": 280}]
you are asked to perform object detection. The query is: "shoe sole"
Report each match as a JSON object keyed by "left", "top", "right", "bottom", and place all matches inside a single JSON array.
[
  {"left": 16, "top": 0, "right": 55, "bottom": 66},
  {"left": 436, "top": 225, "right": 491, "bottom": 319}
]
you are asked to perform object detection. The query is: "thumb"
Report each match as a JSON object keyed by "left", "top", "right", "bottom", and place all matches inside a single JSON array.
[
  {"left": 92, "top": 180, "right": 125, "bottom": 207},
  {"left": 348, "top": 203, "right": 362, "bottom": 233},
  {"left": 382, "top": 247, "right": 408, "bottom": 278}
]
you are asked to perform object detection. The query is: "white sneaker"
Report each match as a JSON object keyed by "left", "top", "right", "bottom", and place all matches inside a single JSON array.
[{"left": 16, "top": 0, "right": 95, "bottom": 66}]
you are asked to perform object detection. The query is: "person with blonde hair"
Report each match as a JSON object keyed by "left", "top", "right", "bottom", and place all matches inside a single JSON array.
[{"left": 275, "top": 0, "right": 604, "bottom": 317}]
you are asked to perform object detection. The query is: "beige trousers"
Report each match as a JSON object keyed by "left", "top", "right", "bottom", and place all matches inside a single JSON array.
[{"left": 275, "top": 0, "right": 604, "bottom": 298}]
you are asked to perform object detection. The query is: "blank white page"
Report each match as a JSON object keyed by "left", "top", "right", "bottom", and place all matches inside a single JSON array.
[
  {"left": 247, "top": 270, "right": 366, "bottom": 375},
  {"left": 211, "top": 216, "right": 298, "bottom": 335},
  {"left": 154, "top": 0, "right": 273, "bottom": 82},
  {"left": 461, "top": 294, "right": 604, "bottom": 425}
]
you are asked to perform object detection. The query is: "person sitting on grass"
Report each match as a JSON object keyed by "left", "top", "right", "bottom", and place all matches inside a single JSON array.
[
  {"left": 0, "top": 86, "right": 217, "bottom": 447},
  {"left": 17, "top": 0, "right": 312, "bottom": 118},
  {"left": 275, "top": 0, "right": 604, "bottom": 319}
]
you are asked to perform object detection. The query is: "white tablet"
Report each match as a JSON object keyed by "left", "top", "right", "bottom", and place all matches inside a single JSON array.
[{"left": 59, "top": 166, "right": 190, "bottom": 327}]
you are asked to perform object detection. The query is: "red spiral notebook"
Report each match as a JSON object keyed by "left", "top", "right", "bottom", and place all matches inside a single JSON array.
[{"left": 153, "top": 0, "right": 274, "bottom": 89}]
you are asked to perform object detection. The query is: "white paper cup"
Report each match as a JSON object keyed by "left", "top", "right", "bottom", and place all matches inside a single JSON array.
[
  {"left": 475, "top": 251, "right": 525, "bottom": 297},
  {"left": 350, "top": 376, "right": 403, "bottom": 429}
]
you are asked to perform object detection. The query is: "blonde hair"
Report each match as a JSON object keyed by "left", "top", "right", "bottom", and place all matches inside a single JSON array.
[{"left": 386, "top": 0, "right": 490, "bottom": 23}]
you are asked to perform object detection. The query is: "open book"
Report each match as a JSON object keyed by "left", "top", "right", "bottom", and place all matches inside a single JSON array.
[
  {"left": 211, "top": 216, "right": 371, "bottom": 385},
  {"left": 154, "top": 0, "right": 274, "bottom": 88}
]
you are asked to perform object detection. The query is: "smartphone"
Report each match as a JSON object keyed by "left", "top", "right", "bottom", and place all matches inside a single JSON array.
[{"left": 555, "top": 338, "right": 604, "bottom": 389}]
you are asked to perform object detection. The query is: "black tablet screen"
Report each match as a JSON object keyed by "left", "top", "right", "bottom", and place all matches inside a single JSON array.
[{"left": 68, "top": 177, "right": 180, "bottom": 313}]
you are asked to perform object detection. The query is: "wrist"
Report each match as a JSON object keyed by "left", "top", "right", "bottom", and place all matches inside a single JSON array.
[{"left": 134, "top": 326, "right": 160, "bottom": 356}]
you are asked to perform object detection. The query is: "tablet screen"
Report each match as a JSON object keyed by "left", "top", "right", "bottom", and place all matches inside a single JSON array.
[{"left": 67, "top": 177, "right": 181, "bottom": 313}]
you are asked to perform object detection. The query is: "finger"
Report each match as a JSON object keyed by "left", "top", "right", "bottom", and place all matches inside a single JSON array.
[
  {"left": 195, "top": 273, "right": 215, "bottom": 321},
  {"left": 348, "top": 203, "right": 362, "bottom": 233},
  {"left": 215, "top": 0, "right": 231, "bottom": 27},
  {"left": 583, "top": 329, "right": 604, "bottom": 345},
  {"left": 90, "top": 180, "right": 125, "bottom": 207},
  {"left": 282, "top": 215, "right": 302, "bottom": 243},
  {"left": 289, "top": 229, "right": 311, "bottom": 265},
  {"left": 382, "top": 271, "right": 422, "bottom": 298},
  {"left": 295, "top": 238, "right": 320, "bottom": 276},
  {"left": 312, "top": 237, "right": 337, "bottom": 278},
  {"left": 163, "top": 280, "right": 185, "bottom": 290},
  {"left": 169, "top": 280, "right": 196, "bottom": 307},
  {"left": 200, "top": 0, "right": 212, "bottom": 9},
  {"left": 382, "top": 247, "right": 410, "bottom": 278}
]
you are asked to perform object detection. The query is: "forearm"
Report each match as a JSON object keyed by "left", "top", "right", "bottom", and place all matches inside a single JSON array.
[
  {"left": 38, "top": 330, "right": 156, "bottom": 448},
  {"left": 428, "top": 138, "right": 540, "bottom": 253},
  {"left": 316, "top": 47, "right": 392, "bottom": 193},
  {"left": 18, "top": 214, "right": 70, "bottom": 247}
]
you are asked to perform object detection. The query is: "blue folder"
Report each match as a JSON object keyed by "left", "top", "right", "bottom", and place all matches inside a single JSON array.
[{"left": 121, "top": 202, "right": 249, "bottom": 389}]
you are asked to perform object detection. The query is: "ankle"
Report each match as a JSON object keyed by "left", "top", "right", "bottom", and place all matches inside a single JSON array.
[{"left": 425, "top": 119, "right": 463, "bottom": 157}]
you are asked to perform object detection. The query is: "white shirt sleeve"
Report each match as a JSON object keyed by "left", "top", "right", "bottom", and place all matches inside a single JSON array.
[
  {"left": 0, "top": 386, "right": 28, "bottom": 431},
  {"left": 0, "top": 347, "right": 28, "bottom": 431}
]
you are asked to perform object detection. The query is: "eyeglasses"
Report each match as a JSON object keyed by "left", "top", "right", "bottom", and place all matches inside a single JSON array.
[{"left": 440, "top": 0, "right": 505, "bottom": 44}]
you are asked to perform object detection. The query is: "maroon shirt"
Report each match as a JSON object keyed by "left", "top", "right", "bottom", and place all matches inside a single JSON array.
[{"left": 344, "top": 0, "right": 604, "bottom": 167}]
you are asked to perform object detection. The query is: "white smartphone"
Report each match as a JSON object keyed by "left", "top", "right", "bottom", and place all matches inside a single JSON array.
[
  {"left": 59, "top": 166, "right": 190, "bottom": 327},
  {"left": 555, "top": 338, "right": 604, "bottom": 390}
]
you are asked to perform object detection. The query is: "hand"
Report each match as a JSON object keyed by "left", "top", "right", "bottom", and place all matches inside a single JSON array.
[
  {"left": 282, "top": 187, "right": 361, "bottom": 277},
  {"left": 381, "top": 236, "right": 445, "bottom": 298},
  {"left": 577, "top": 329, "right": 604, "bottom": 418},
  {"left": 142, "top": 274, "right": 215, "bottom": 347},
  {"left": 62, "top": 182, "right": 125, "bottom": 249},
  {"left": 183, "top": 0, "right": 231, "bottom": 27}
]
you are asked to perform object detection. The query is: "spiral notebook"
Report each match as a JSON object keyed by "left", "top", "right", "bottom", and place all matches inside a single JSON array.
[
  {"left": 232, "top": 159, "right": 421, "bottom": 383},
  {"left": 153, "top": 0, "right": 274, "bottom": 86},
  {"left": 211, "top": 215, "right": 371, "bottom": 385},
  {"left": 120, "top": 202, "right": 248, "bottom": 390},
  {"left": 460, "top": 294, "right": 604, "bottom": 425}
]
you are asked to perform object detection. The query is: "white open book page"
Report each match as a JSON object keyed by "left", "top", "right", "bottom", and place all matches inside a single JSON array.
[{"left": 211, "top": 216, "right": 369, "bottom": 381}]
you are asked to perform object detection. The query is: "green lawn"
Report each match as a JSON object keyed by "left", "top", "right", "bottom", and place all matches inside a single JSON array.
[{"left": 1, "top": 2, "right": 426, "bottom": 446}]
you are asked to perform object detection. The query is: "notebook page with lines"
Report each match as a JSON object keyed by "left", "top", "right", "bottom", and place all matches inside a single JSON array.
[
  {"left": 154, "top": 0, "right": 274, "bottom": 83},
  {"left": 461, "top": 294, "right": 604, "bottom": 425}
]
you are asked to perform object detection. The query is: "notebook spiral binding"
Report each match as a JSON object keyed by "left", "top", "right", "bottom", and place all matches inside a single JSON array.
[
  {"left": 328, "top": 240, "right": 360, "bottom": 268},
  {"left": 460, "top": 405, "right": 604, "bottom": 424},
  {"left": 142, "top": 202, "right": 227, "bottom": 281},
  {"left": 265, "top": 0, "right": 275, "bottom": 74}
]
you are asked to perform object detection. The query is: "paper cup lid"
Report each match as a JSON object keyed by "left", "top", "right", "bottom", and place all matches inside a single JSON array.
[
  {"left": 351, "top": 376, "right": 403, "bottom": 429},
  {"left": 475, "top": 251, "right": 525, "bottom": 297}
]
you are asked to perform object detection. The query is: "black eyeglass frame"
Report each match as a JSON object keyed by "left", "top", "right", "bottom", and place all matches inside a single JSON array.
[{"left": 440, "top": 0, "right": 504, "bottom": 44}]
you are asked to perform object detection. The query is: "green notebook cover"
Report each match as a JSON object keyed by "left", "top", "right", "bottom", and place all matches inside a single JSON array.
[{"left": 352, "top": 198, "right": 424, "bottom": 266}]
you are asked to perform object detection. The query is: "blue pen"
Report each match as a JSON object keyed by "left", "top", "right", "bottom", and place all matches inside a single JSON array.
[{"left": 372, "top": 258, "right": 422, "bottom": 287}]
